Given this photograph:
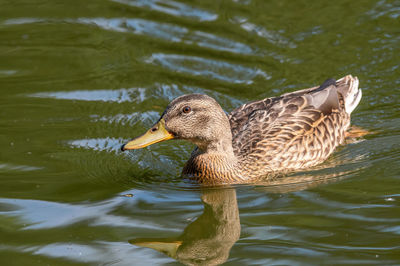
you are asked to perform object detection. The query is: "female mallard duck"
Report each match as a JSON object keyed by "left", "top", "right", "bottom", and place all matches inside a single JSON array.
[{"left": 121, "top": 75, "right": 362, "bottom": 184}]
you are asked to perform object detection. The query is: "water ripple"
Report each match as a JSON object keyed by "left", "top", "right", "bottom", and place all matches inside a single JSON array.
[
  {"left": 0, "top": 197, "right": 124, "bottom": 229},
  {"left": 0, "top": 187, "right": 200, "bottom": 229},
  {"left": 68, "top": 137, "right": 123, "bottom": 152},
  {"left": 366, "top": 0, "right": 400, "bottom": 19},
  {"left": 80, "top": 18, "right": 254, "bottom": 54},
  {"left": 112, "top": 0, "right": 218, "bottom": 21},
  {"left": 231, "top": 16, "right": 297, "bottom": 48},
  {"left": 0, "top": 163, "right": 42, "bottom": 172},
  {"left": 4, "top": 17, "right": 254, "bottom": 55},
  {"left": 90, "top": 111, "right": 160, "bottom": 126},
  {"left": 30, "top": 87, "right": 146, "bottom": 103},
  {"left": 189, "top": 30, "right": 253, "bottom": 54},
  {"left": 3, "top": 18, "right": 45, "bottom": 25},
  {"left": 147, "top": 53, "right": 270, "bottom": 84},
  {"left": 0, "top": 70, "right": 18, "bottom": 76},
  {"left": 32, "top": 241, "right": 172, "bottom": 264}
]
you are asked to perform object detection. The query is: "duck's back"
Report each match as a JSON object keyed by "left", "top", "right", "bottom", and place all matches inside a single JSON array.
[{"left": 228, "top": 75, "right": 361, "bottom": 175}]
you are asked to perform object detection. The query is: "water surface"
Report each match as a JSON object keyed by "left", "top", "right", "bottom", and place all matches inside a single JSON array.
[{"left": 0, "top": 0, "right": 399, "bottom": 265}]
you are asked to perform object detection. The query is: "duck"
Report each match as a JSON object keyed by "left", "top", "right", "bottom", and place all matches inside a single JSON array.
[{"left": 121, "top": 75, "right": 362, "bottom": 184}]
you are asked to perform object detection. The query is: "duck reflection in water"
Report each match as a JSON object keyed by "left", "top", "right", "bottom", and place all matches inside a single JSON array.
[
  {"left": 129, "top": 169, "right": 354, "bottom": 265},
  {"left": 130, "top": 188, "right": 239, "bottom": 265}
]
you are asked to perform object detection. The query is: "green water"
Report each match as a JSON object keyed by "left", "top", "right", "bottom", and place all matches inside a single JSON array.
[{"left": 1, "top": 0, "right": 399, "bottom": 265}]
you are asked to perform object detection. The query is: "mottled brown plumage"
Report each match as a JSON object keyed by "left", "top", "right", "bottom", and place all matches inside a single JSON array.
[{"left": 122, "top": 75, "right": 362, "bottom": 184}]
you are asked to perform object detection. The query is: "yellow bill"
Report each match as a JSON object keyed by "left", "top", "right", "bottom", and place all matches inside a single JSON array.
[{"left": 121, "top": 118, "right": 174, "bottom": 151}]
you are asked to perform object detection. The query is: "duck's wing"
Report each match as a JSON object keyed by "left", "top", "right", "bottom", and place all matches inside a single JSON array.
[{"left": 228, "top": 75, "right": 361, "bottom": 171}]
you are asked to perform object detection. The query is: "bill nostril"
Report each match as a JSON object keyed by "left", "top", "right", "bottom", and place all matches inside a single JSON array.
[{"left": 151, "top": 127, "right": 157, "bottom": 132}]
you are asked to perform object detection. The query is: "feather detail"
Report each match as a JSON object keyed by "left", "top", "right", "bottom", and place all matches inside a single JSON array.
[{"left": 224, "top": 74, "right": 362, "bottom": 181}]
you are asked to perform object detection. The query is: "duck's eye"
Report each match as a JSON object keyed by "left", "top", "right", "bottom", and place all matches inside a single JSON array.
[{"left": 182, "top": 106, "right": 191, "bottom": 114}]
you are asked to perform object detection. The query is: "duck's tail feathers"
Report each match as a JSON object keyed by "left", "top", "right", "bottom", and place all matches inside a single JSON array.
[{"left": 336, "top": 75, "right": 362, "bottom": 114}]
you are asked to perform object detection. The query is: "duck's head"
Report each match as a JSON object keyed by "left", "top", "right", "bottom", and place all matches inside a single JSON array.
[{"left": 121, "top": 94, "right": 232, "bottom": 152}]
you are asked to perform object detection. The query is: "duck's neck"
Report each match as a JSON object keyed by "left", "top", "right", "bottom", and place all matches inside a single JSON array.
[
  {"left": 182, "top": 138, "right": 245, "bottom": 184},
  {"left": 198, "top": 138, "right": 235, "bottom": 156}
]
